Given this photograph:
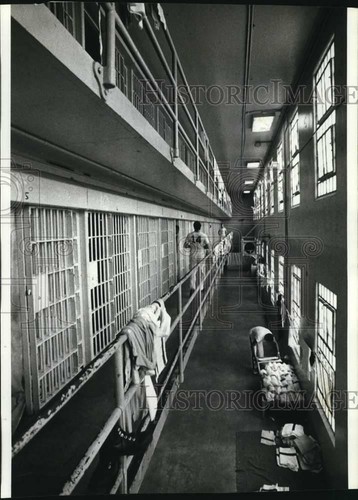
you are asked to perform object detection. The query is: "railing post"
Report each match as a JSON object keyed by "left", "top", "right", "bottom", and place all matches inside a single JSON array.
[
  {"left": 103, "top": 2, "right": 116, "bottom": 89},
  {"left": 178, "top": 284, "right": 184, "bottom": 383},
  {"left": 114, "top": 345, "right": 128, "bottom": 494},
  {"left": 173, "top": 53, "right": 179, "bottom": 158},
  {"left": 195, "top": 111, "right": 199, "bottom": 181}
]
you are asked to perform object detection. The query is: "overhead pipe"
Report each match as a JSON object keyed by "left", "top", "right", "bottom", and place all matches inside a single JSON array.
[{"left": 240, "top": 5, "right": 254, "bottom": 165}]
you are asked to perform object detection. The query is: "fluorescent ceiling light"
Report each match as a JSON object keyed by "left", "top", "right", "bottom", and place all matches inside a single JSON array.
[
  {"left": 243, "top": 190, "right": 251, "bottom": 194},
  {"left": 252, "top": 115, "right": 275, "bottom": 132},
  {"left": 244, "top": 180, "right": 254, "bottom": 185},
  {"left": 247, "top": 161, "right": 260, "bottom": 169}
]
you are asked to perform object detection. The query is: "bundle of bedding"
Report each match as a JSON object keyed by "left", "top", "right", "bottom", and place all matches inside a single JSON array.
[{"left": 259, "top": 361, "right": 302, "bottom": 403}]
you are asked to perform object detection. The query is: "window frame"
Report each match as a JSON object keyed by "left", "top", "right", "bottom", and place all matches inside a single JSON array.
[
  {"left": 313, "top": 37, "right": 337, "bottom": 199},
  {"left": 277, "top": 142, "right": 284, "bottom": 213},
  {"left": 315, "top": 282, "right": 337, "bottom": 434},
  {"left": 270, "top": 249, "right": 275, "bottom": 304},
  {"left": 289, "top": 108, "right": 300, "bottom": 208},
  {"left": 288, "top": 265, "right": 302, "bottom": 361}
]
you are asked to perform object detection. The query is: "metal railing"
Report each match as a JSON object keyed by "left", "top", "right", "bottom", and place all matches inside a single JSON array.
[
  {"left": 12, "top": 232, "right": 233, "bottom": 495},
  {"left": 44, "top": 2, "right": 232, "bottom": 216}
]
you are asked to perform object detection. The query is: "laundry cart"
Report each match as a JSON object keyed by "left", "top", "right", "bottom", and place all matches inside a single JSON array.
[{"left": 253, "top": 334, "right": 281, "bottom": 373}]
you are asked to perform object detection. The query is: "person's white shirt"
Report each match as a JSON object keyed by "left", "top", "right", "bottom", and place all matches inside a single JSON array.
[
  {"left": 218, "top": 225, "right": 227, "bottom": 241},
  {"left": 184, "top": 230, "right": 210, "bottom": 261}
]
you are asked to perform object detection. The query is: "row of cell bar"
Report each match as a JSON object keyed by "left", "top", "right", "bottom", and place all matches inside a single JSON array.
[
  {"left": 32, "top": 240, "right": 77, "bottom": 274},
  {"left": 161, "top": 219, "right": 171, "bottom": 294},
  {"left": 37, "top": 327, "right": 77, "bottom": 373},
  {"left": 48, "top": 269, "right": 75, "bottom": 304},
  {"left": 30, "top": 208, "right": 76, "bottom": 241},
  {"left": 38, "top": 352, "right": 79, "bottom": 406},
  {"left": 90, "top": 282, "right": 113, "bottom": 311},
  {"left": 88, "top": 212, "right": 112, "bottom": 262},
  {"left": 88, "top": 236, "right": 112, "bottom": 262},
  {"left": 137, "top": 217, "right": 157, "bottom": 308},
  {"left": 92, "top": 325, "right": 114, "bottom": 357},
  {"left": 87, "top": 212, "right": 115, "bottom": 357},
  {"left": 91, "top": 302, "right": 113, "bottom": 335},
  {"left": 34, "top": 296, "right": 79, "bottom": 340}
]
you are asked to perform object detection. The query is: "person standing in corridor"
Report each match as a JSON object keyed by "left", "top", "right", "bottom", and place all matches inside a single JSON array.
[{"left": 184, "top": 221, "right": 211, "bottom": 295}]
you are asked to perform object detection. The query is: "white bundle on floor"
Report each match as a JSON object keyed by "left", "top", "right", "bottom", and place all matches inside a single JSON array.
[{"left": 260, "top": 361, "right": 301, "bottom": 401}]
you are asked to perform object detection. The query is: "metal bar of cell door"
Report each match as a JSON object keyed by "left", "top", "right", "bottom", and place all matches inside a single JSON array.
[
  {"left": 178, "top": 283, "right": 184, "bottom": 383},
  {"left": 114, "top": 345, "right": 127, "bottom": 494}
]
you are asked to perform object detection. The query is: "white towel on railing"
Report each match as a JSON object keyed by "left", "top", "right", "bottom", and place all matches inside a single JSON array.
[
  {"left": 135, "top": 299, "right": 171, "bottom": 379},
  {"left": 144, "top": 375, "right": 157, "bottom": 421}
]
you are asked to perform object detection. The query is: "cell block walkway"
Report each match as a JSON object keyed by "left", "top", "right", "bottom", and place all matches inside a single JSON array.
[{"left": 139, "top": 259, "right": 325, "bottom": 493}]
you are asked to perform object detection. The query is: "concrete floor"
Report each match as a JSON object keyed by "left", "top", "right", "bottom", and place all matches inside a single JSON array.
[{"left": 140, "top": 262, "right": 272, "bottom": 494}]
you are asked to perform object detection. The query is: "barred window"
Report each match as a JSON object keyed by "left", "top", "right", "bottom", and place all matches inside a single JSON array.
[
  {"left": 277, "top": 143, "right": 284, "bottom": 212},
  {"left": 278, "top": 256, "right": 285, "bottom": 297},
  {"left": 269, "top": 166, "right": 275, "bottom": 215},
  {"left": 316, "top": 283, "right": 337, "bottom": 433},
  {"left": 289, "top": 265, "right": 302, "bottom": 360},
  {"left": 290, "top": 109, "right": 300, "bottom": 207},
  {"left": 290, "top": 109, "right": 299, "bottom": 158},
  {"left": 264, "top": 172, "right": 269, "bottom": 216},
  {"left": 314, "top": 41, "right": 335, "bottom": 123},
  {"left": 270, "top": 250, "right": 275, "bottom": 304},
  {"left": 314, "top": 40, "right": 336, "bottom": 197},
  {"left": 291, "top": 266, "right": 302, "bottom": 325},
  {"left": 316, "top": 110, "right": 336, "bottom": 197},
  {"left": 290, "top": 157, "right": 300, "bottom": 207}
]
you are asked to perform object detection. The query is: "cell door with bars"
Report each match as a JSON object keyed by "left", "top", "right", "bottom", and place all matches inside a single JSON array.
[
  {"left": 113, "top": 214, "right": 133, "bottom": 334},
  {"left": 137, "top": 216, "right": 159, "bottom": 308},
  {"left": 87, "top": 211, "right": 115, "bottom": 358},
  {"left": 24, "top": 207, "right": 83, "bottom": 411},
  {"left": 178, "top": 219, "right": 190, "bottom": 279},
  {"left": 160, "top": 218, "right": 175, "bottom": 294}
]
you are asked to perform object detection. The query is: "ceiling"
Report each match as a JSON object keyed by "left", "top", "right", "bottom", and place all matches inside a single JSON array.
[{"left": 163, "top": 4, "right": 323, "bottom": 196}]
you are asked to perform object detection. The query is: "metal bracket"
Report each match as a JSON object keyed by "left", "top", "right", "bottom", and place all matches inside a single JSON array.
[{"left": 93, "top": 61, "right": 109, "bottom": 101}]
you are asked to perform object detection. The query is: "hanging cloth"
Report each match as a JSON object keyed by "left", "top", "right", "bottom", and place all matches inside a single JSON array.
[
  {"left": 144, "top": 375, "right": 158, "bottom": 421},
  {"left": 128, "top": 3, "right": 146, "bottom": 29},
  {"left": 157, "top": 4, "right": 167, "bottom": 30},
  {"left": 98, "top": 5, "right": 103, "bottom": 65},
  {"left": 150, "top": 3, "right": 161, "bottom": 30}
]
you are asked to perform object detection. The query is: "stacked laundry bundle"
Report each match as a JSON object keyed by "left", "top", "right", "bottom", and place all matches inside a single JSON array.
[
  {"left": 274, "top": 423, "right": 323, "bottom": 474},
  {"left": 260, "top": 429, "right": 276, "bottom": 446},
  {"left": 259, "top": 361, "right": 302, "bottom": 403},
  {"left": 121, "top": 298, "right": 171, "bottom": 421}
]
